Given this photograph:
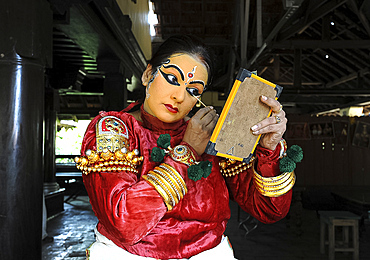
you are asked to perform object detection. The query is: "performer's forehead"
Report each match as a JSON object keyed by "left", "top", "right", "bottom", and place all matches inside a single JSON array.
[
  {"left": 166, "top": 53, "right": 201, "bottom": 65},
  {"left": 161, "top": 53, "right": 208, "bottom": 82}
]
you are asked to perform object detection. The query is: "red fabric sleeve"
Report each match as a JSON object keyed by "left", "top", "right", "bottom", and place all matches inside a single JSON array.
[
  {"left": 225, "top": 144, "right": 292, "bottom": 224},
  {"left": 81, "top": 112, "right": 167, "bottom": 246}
]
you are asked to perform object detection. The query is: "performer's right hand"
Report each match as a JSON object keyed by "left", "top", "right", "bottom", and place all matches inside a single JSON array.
[{"left": 183, "top": 107, "right": 218, "bottom": 156}]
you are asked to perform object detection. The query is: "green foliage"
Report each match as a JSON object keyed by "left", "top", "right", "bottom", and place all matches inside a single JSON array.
[{"left": 55, "top": 120, "right": 90, "bottom": 156}]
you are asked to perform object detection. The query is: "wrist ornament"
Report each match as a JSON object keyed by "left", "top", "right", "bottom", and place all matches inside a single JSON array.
[
  {"left": 143, "top": 163, "right": 187, "bottom": 211},
  {"left": 252, "top": 139, "right": 303, "bottom": 197},
  {"left": 168, "top": 144, "right": 198, "bottom": 166},
  {"left": 150, "top": 134, "right": 213, "bottom": 182},
  {"left": 279, "top": 139, "right": 287, "bottom": 158},
  {"left": 219, "top": 157, "right": 255, "bottom": 177},
  {"left": 169, "top": 143, "right": 213, "bottom": 182},
  {"left": 253, "top": 168, "right": 296, "bottom": 197}
]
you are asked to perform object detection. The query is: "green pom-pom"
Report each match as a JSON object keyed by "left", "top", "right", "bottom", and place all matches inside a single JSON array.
[
  {"left": 286, "top": 145, "right": 303, "bottom": 163},
  {"left": 279, "top": 156, "right": 296, "bottom": 173},
  {"left": 151, "top": 147, "right": 165, "bottom": 162},
  {"left": 187, "top": 164, "right": 204, "bottom": 181},
  {"left": 199, "top": 161, "right": 213, "bottom": 178},
  {"left": 157, "top": 134, "right": 171, "bottom": 149}
]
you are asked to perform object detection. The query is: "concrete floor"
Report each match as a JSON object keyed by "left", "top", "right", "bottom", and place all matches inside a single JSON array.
[{"left": 42, "top": 196, "right": 370, "bottom": 260}]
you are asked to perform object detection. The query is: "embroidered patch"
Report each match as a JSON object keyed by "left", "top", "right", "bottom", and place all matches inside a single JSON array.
[{"left": 96, "top": 116, "right": 129, "bottom": 153}]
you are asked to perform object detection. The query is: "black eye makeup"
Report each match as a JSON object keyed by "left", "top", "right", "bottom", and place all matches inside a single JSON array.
[
  {"left": 186, "top": 87, "right": 202, "bottom": 97},
  {"left": 159, "top": 69, "right": 180, "bottom": 86}
]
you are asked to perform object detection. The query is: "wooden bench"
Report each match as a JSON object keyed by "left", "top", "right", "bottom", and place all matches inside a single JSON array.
[
  {"left": 56, "top": 171, "right": 85, "bottom": 202},
  {"left": 319, "top": 211, "right": 361, "bottom": 260}
]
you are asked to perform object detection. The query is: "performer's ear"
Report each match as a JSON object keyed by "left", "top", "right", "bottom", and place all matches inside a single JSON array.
[{"left": 141, "top": 64, "right": 153, "bottom": 86}]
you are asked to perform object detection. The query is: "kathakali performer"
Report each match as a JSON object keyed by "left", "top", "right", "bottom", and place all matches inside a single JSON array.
[{"left": 76, "top": 35, "right": 295, "bottom": 260}]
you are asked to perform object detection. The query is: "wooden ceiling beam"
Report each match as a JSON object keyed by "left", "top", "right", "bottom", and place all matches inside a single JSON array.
[
  {"left": 278, "top": 0, "right": 347, "bottom": 40},
  {"left": 273, "top": 39, "right": 370, "bottom": 49}
]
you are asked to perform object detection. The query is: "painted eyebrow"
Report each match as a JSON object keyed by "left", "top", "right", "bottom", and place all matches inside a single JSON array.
[
  {"left": 162, "top": 64, "right": 185, "bottom": 81},
  {"left": 188, "top": 80, "right": 205, "bottom": 88}
]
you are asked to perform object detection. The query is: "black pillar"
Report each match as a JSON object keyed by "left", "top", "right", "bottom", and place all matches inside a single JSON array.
[
  {"left": 103, "top": 73, "right": 127, "bottom": 111},
  {"left": 44, "top": 89, "right": 58, "bottom": 185},
  {"left": 99, "top": 59, "right": 127, "bottom": 111},
  {"left": 0, "top": 0, "right": 52, "bottom": 259}
]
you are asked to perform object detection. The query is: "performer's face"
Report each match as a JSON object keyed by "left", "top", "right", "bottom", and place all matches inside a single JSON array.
[{"left": 142, "top": 53, "right": 208, "bottom": 123}]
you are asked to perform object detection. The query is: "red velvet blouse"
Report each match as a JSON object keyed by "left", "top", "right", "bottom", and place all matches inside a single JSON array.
[{"left": 81, "top": 103, "right": 292, "bottom": 259}]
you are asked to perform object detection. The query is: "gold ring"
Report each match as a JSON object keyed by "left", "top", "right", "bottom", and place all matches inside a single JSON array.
[
  {"left": 275, "top": 116, "right": 281, "bottom": 124},
  {"left": 277, "top": 104, "right": 283, "bottom": 113}
]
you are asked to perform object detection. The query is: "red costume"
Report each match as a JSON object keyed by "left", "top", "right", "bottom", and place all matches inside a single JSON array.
[{"left": 80, "top": 102, "right": 292, "bottom": 259}]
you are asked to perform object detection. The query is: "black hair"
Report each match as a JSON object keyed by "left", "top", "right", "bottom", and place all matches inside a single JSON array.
[{"left": 149, "top": 35, "right": 215, "bottom": 88}]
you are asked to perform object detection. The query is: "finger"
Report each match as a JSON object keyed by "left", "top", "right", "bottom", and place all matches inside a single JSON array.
[
  {"left": 204, "top": 114, "right": 219, "bottom": 132},
  {"left": 199, "top": 109, "right": 217, "bottom": 126},
  {"left": 257, "top": 122, "right": 286, "bottom": 136},
  {"left": 251, "top": 116, "right": 287, "bottom": 134},
  {"left": 260, "top": 95, "right": 282, "bottom": 114},
  {"left": 192, "top": 106, "right": 214, "bottom": 120}
]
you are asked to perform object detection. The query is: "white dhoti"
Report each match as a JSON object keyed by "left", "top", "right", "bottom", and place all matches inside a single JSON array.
[{"left": 87, "top": 228, "right": 237, "bottom": 260}]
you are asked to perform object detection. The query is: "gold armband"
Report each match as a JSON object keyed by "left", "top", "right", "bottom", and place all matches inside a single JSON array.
[{"left": 75, "top": 116, "right": 144, "bottom": 175}]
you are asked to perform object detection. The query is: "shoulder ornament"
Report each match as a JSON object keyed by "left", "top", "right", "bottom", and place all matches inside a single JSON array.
[{"left": 75, "top": 116, "right": 143, "bottom": 175}]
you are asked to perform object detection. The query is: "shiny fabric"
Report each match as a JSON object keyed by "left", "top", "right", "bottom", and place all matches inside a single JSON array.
[{"left": 81, "top": 101, "right": 292, "bottom": 259}]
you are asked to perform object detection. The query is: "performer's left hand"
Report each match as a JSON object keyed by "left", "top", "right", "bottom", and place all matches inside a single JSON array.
[{"left": 251, "top": 95, "right": 287, "bottom": 150}]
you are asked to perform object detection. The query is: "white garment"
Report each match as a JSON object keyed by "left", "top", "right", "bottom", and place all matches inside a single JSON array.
[{"left": 87, "top": 228, "right": 237, "bottom": 260}]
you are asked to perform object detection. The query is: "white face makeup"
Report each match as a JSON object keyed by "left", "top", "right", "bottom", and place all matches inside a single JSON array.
[
  {"left": 142, "top": 53, "right": 208, "bottom": 123},
  {"left": 160, "top": 57, "right": 205, "bottom": 97},
  {"left": 145, "top": 70, "right": 159, "bottom": 100}
]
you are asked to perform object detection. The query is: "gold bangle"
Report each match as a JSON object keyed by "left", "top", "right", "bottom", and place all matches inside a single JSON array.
[
  {"left": 255, "top": 179, "right": 294, "bottom": 197},
  {"left": 154, "top": 167, "right": 183, "bottom": 200},
  {"left": 147, "top": 172, "right": 178, "bottom": 206},
  {"left": 160, "top": 163, "right": 187, "bottom": 195},
  {"left": 255, "top": 172, "right": 295, "bottom": 197},
  {"left": 255, "top": 178, "right": 295, "bottom": 197},
  {"left": 143, "top": 175, "right": 173, "bottom": 211},
  {"left": 253, "top": 171, "right": 291, "bottom": 186},
  {"left": 253, "top": 172, "right": 294, "bottom": 191},
  {"left": 151, "top": 172, "right": 179, "bottom": 205},
  {"left": 254, "top": 172, "right": 293, "bottom": 190},
  {"left": 147, "top": 173, "right": 177, "bottom": 208},
  {"left": 152, "top": 169, "right": 181, "bottom": 202},
  {"left": 253, "top": 166, "right": 291, "bottom": 183}
]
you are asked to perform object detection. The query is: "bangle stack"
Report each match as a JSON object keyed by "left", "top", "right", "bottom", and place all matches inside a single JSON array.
[
  {"left": 143, "top": 163, "right": 187, "bottom": 211},
  {"left": 253, "top": 167, "right": 295, "bottom": 197}
]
